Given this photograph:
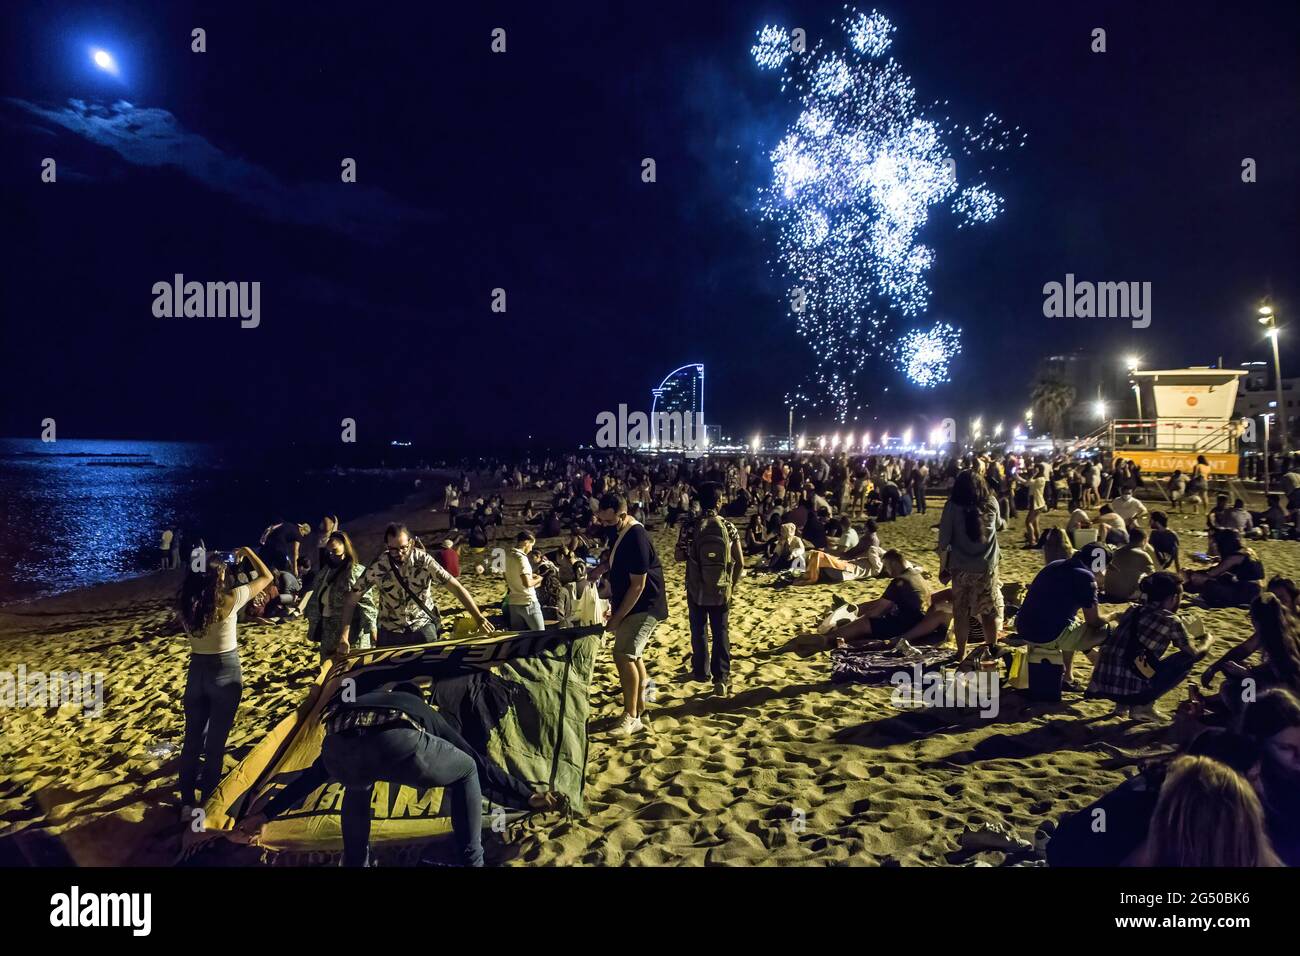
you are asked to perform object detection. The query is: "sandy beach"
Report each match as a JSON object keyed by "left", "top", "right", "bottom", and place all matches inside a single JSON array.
[{"left": 0, "top": 486, "right": 1283, "bottom": 866}]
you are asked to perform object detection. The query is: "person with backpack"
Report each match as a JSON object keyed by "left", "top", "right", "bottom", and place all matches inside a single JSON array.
[{"left": 675, "top": 483, "right": 744, "bottom": 697}]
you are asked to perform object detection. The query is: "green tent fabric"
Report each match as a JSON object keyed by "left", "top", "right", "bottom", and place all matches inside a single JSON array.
[{"left": 182, "top": 625, "right": 600, "bottom": 863}]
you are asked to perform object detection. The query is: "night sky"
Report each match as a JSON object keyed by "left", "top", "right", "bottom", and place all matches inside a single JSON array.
[{"left": 2, "top": 0, "right": 1297, "bottom": 453}]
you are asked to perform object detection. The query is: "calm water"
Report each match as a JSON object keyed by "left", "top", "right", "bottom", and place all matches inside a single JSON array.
[{"left": 0, "top": 439, "right": 437, "bottom": 605}]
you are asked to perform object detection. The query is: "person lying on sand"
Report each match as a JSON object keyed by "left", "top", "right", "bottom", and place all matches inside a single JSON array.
[
  {"left": 796, "top": 551, "right": 941, "bottom": 652},
  {"left": 798, "top": 549, "right": 871, "bottom": 585}
]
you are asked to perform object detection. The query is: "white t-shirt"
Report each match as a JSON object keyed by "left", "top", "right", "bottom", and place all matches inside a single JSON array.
[
  {"left": 189, "top": 585, "right": 251, "bottom": 655},
  {"left": 504, "top": 549, "right": 537, "bottom": 606},
  {"left": 1109, "top": 495, "right": 1147, "bottom": 523}
]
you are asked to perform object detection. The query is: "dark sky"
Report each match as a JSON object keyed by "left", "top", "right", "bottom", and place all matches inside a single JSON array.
[{"left": 2, "top": 0, "right": 1297, "bottom": 452}]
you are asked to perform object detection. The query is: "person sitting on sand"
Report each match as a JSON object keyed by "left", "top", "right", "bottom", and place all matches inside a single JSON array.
[
  {"left": 1258, "top": 494, "right": 1292, "bottom": 538},
  {"left": 1040, "top": 526, "right": 1073, "bottom": 565},
  {"left": 1093, "top": 506, "right": 1129, "bottom": 546},
  {"left": 1015, "top": 542, "right": 1114, "bottom": 691},
  {"left": 176, "top": 545, "right": 274, "bottom": 815},
  {"left": 1200, "top": 593, "right": 1300, "bottom": 717},
  {"left": 1108, "top": 487, "right": 1147, "bottom": 528},
  {"left": 1242, "top": 688, "right": 1300, "bottom": 863},
  {"left": 842, "top": 518, "right": 880, "bottom": 561},
  {"left": 230, "top": 682, "right": 565, "bottom": 867},
  {"left": 1064, "top": 507, "right": 1094, "bottom": 547},
  {"left": 1102, "top": 528, "right": 1156, "bottom": 602},
  {"left": 1086, "top": 572, "right": 1215, "bottom": 720},
  {"left": 767, "top": 522, "right": 805, "bottom": 572},
  {"left": 826, "top": 518, "right": 860, "bottom": 555},
  {"left": 1147, "top": 511, "right": 1180, "bottom": 572},
  {"left": 803, "top": 550, "right": 930, "bottom": 648},
  {"left": 1184, "top": 529, "right": 1265, "bottom": 608},
  {"left": 1127, "top": 755, "right": 1282, "bottom": 867},
  {"left": 305, "top": 531, "right": 378, "bottom": 660},
  {"left": 1266, "top": 575, "right": 1300, "bottom": 614},
  {"left": 744, "top": 514, "right": 767, "bottom": 555},
  {"left": 1046, "top": 731, "right": 1265, "bottom": 867}
]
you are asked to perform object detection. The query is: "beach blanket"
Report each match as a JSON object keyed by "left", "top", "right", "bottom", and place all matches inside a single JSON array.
[
  {"left": 831, "top": 644, "right": 957, "bottom": 684},
  {"left": 182, "top": 625, "right": 599, "bottom": 863}
]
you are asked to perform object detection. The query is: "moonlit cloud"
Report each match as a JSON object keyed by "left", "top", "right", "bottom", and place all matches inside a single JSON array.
[{"left": 7, "top": 98, "right": 429, "bottom": 242}]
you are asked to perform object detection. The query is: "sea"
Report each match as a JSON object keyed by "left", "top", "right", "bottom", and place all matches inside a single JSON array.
[{"left": 0, "top": 438, "right": 443, "bottom": 606}]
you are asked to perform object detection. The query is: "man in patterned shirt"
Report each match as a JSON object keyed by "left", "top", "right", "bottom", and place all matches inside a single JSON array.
[
  {"left": 1085, "top": 571, "right": 1216, "bottom": 721},
  {"left": 338, "top": 523, "right": 494, "bottom": 650}
]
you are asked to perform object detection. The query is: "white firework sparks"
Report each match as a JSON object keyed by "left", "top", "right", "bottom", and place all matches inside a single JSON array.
[
  {"left": 753, "top": 7, "right": 1023, "bottom": 418},
  {"left": 897, "top": 322, "right": 962, "bottom": 387}
]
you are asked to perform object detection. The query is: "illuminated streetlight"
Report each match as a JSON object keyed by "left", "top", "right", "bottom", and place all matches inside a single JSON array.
[
  {"left": 903, "top": 427, "right": 913, "bottom": 446},
  {"left": 1094, "top": 399, "right": 1107, "bottom": 420},
  {"left": 1259, "top": 303, "right": 1289, "bottom": 453}
]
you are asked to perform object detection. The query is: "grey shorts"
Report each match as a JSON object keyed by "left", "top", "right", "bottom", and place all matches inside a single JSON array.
[{"left": 613, "top": 612, "right": 659, "bottom": 660}]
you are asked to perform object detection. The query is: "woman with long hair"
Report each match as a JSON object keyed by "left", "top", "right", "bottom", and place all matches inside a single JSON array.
[
  {"left": 1131, "top": 755, "right": 1281, "bottom": 867},
  {"left": 937, "top": 469, "right": 1005, "bottom": 664},
  {"left": 1201, "top": 592, "right": 1300, "bottom": 713},
  {"left": 305, "top": 531, "right": 378, "bottom": 660},
  {"left": 176, "top": 545, "right": 272, "bottom": 814},
  {"left": 1242, "top": 688, "right": 1300, "bottom": 864}
]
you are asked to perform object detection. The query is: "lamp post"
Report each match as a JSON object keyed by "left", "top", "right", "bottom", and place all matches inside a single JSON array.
[
  {"left": 1259, "top": 305, "right": 1289, "bottom": 454},
  {"left": 1125, "top": 355, "right": 1142, "bottom": 421}
]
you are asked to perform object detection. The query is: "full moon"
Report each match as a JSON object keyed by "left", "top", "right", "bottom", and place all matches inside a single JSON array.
[{"left": 91, "top": 48, "right": 119, "bottom": 75}]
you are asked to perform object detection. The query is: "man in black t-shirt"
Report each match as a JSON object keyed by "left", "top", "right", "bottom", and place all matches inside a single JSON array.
[{"left": 596, "top": 493, "right": 668, "bottom": 737}]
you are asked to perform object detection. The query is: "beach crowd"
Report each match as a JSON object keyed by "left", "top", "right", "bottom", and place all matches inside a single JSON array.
[{"left": 169, "top": 447, "right": 1300, "bottom": 867}]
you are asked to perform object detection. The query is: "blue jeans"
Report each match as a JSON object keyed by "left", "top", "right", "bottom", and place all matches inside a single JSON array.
[
  {"left": 507, "top": 598, "right": 545, "bottom": 632},
  {"left": 179, "top": 651, "right": 243, "bottom": 805},
  {"left": 323, "top": 724, "right": 485, "bottom": 867}
]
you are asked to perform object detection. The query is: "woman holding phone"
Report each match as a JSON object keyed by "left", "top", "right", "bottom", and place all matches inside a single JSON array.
[{"left": 176, "top": 545, "right": 272, "bottom": 816}]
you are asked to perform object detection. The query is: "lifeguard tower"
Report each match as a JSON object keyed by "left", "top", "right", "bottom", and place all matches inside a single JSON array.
[{"left": 1073, "top": 367, "right": 1250, "bottom": 498}]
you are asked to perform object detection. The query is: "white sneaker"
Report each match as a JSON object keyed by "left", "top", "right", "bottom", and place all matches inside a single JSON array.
[
  {"left": 613, "top": 714, "right": 644, "bottom": 736},
  {"left": 894, "top": 639, "right": 919, "bottom": 657},
  {"left": 1129, "top": 703, "right": 1161, "bottom": 722}
]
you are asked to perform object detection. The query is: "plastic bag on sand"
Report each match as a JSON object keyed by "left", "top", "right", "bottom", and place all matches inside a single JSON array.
[{"left": 958, "top": 821, "right": 1033, "bottom": 854}]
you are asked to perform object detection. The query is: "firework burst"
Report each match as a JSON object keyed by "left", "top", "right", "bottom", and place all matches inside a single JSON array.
[
  {"left": 753, "top": 6, "right": 1022, "bottom": 419},
  {"left": 897, "top": 322, "right": 962, "bottom": 387}
]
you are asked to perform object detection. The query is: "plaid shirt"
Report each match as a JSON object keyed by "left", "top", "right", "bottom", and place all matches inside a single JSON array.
[
  {"left": 1087, "top": 603, "right": 1195, "bottom": 700},
  {"left": 356, "top": 549, "right": 453, "bottom": 631}
]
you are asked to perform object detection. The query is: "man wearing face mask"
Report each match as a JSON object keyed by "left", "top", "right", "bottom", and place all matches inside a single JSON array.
[
  {"left": 595, "top": 494, "right": 668, "bottom": 737},
  {"left": 338, "top": 523, "right": 494, "bottom": 651}
]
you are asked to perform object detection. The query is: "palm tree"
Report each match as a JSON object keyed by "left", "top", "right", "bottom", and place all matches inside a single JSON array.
[{"left": 1030, "top": 378, "right": 1076, "bottom": 437}]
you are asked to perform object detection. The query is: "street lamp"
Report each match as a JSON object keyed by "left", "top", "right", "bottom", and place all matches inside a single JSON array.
[
  {"left": 1094, "top": 399, "right": 1107, "bottom": 420},
  {"left": 1125, "top": 355, "right": 1143, "bottom": 421},
  {"left": 1259, "top": 305, "right": 1289, "bottom": 454}
]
